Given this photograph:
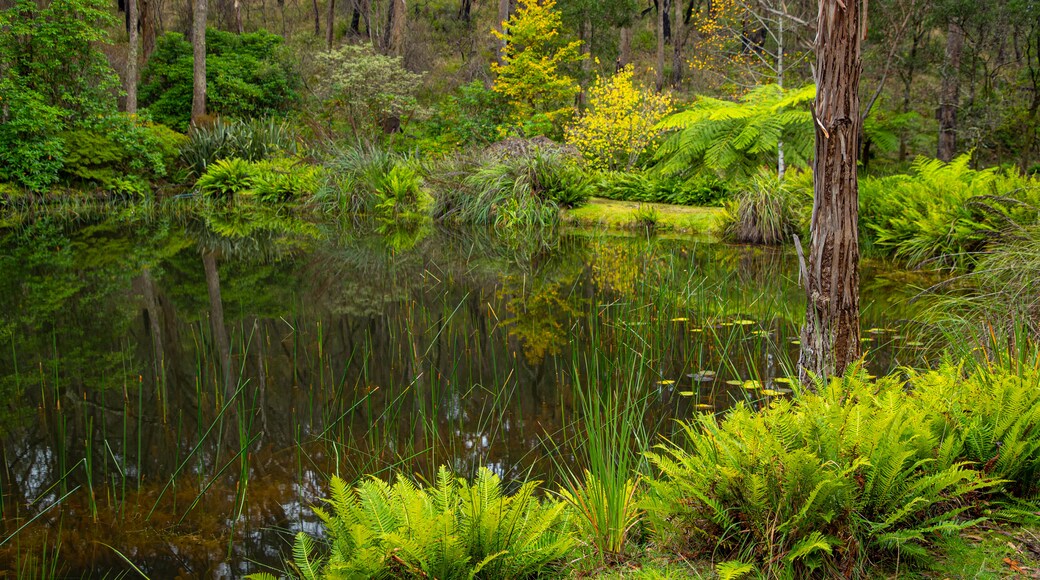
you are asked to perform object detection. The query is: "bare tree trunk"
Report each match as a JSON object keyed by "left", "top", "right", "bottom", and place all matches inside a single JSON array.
[
  {"left": 619, "top": 26, "right": 632, "bottom": 68},
  {"left": 191, "top": 0, "right": 207, "bottom": 124},
  {"left": 656, "top": 0, "right": 665, "bottom": 90},
  {"left": 312, "top": 0, "right": 321, "bottom": 36},
  {"left": 326, "top": 0, "right": 335, "bottom": 47},
  {"left": 671, "top": 0, "right": 683, "bottom": 86},
  {"left": 389, "top": 0, "right": 406, "bottom": 56},
  {"left": 497, "top": 0, "right": 511, "bottom": 64},
  {"left": 938, "top": 20, "right": 964, "bottom": 162},
  {"left": 141, "top": 0, "right": 156, "bottom": 60},
  {"left": 233, "top": 0, "right": 243, "bottom": 33},
  {"left": 797, "top": 0, "right": 864, "bottom": 385},
  {"left": 126, "top": 0, "right": 139, "bottom": 114}
]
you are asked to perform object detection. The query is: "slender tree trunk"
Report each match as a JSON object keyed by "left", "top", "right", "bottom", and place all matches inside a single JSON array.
[
  {"left": 938, "top": 20, "right": 964, "bottom": 162},
  {"left": 797, "top": 0, "right": 864, "bottom": 385},
  {"left": 326, "top": 0, "right": 335, "bottom": 47},
  {"left": 233, "top": 0, "right": 243, "bottom": 32},
  {"left": 389, "top": 0, "right": 406, "bottom": 56},
  {"left": 497, "top": 0, "right": 511, "bottom": 64},
  {"left": 203, "top": 252, "right": 234, "bottom": 401},
  {"left": 656, "top": 0, "right": 666, "bottom": 90},
  {"left": 671, "top": 0, "right": 683, "bottom": 86},
  {"left": 126, "top": 0, "right": 139, "bottom": 114},
  {"left": 312, "top": 0, "right": 321, "bottom": 36},
  {"left": 776, "top": 12, "right": 785, "bottom": 178},
  {"left": 191, "top": 0, "right": 207, "bottom": 124}
]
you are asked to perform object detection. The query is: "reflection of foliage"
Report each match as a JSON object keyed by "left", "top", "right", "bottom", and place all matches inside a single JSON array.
[
  {"left": 588, "top": 239, "right": 661, "bottom": 298},
  {"left": 501, "top": 276, "right": 577, "bottom": 364}
]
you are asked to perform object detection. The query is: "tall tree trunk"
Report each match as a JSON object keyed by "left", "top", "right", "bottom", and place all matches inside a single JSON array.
[
  {"left": 797, "top": 0, "right": 864, "bottom": 385},
  {"left": 312, "top": 0, "right": 321, "bottom": 36},
  {"left": 389, "top": 0, "right": 406, "bottom": 56},
  {"left": 671, "top": 0, "right": 683, "bottom": 86},
  {"left": 140, "top": 0, "right": 156, "bottom": 59},
  {"left": 937, "top": 20, "right": 964, "bottom": 162},
  {"left": 776, "top": 11, "right": 785, "bottom": 177},
  {"left": 203, "top": 252, "right": 234, "bottom": 401},
  {"left": 126, "top": 0, "right": 139, "bottom": 114},
  {"left": 497, "top": 0, "right": 511, "bottom": 64},
  {"left": 656, "top": 0, "right": 666, "bottom": 90},
  {"left": 191, "top": 0, "right": 207, "bottom": 124},
  {"left": 326, "top": 0, "right": 335, "bottom": 47},
  {"left": 233, "top": 0, "right": 243, "bottom": 33},
  {"left": 619, "top": 26, "right": 632, "bottom": 68}
]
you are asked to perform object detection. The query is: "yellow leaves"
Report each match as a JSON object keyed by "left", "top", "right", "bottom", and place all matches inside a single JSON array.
[{"left": 565, "top": 66, "right": 674, "bottom": 171}]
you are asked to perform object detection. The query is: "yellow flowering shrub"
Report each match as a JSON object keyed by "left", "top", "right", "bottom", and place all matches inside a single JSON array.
[
  {"left": 565, "top": 66, "right": 674, "bottom": 171},
  {"left": 491, "top": 0, "right": 584, "bottom": 137}
]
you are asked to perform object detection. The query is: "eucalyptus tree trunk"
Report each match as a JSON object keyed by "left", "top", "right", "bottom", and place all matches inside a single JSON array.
[
  {"left": 191, "top": 0, "right": 207, "bottom": 124},
  {"left": 938, "top": 20, "right": 964, "bottom": 162},
  {"left": 797, "top": 0, "right": 864, "bottom": 385},
  {"left": 126, "top": 0, "right": 139, "bottom": 114},
  {"left": 619, "top": 26, "right": 632, "bottom": 68},
  {"left": 671, "top": 0, "right": 683, "bottom": 86},
  {"left": 497, "top": 0, "right": 511, "bottom": 64},
  {"left": 656, "top": 0, "right": 666, "bottom": 90},
  {"left": 326, "top": 0, "right": 335, "bottom": 47}
]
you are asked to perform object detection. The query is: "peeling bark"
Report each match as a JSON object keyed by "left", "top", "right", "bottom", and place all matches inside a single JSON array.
[{"left": 797, "top": 0, "right": 864, "bottom": 385}]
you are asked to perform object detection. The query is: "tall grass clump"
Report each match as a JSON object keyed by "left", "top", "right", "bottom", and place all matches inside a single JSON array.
[
  {"left": 715, "top": 169, "right": 809, "bottom": 245},
  {"left": 315, "top": 144, "right": 412, "bottom": 215},
  {"left": 180, "top": 117, "right": 299, "bottom": 178},
  {"left": 859, "top": 154, "right": 1040, "bottom": 268},
  {"left": 436, "top": 148, "right": 589, "bottom": 229},
  {"left": 279, "top": 467, "right": 573, "bottom": 579},
  {"left": 644, "top": 369, "right": 1004, "bottom": 577}
]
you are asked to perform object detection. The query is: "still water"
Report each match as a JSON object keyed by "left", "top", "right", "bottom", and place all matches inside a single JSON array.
[{"left": 0, "top": 215, "right": 934, "bottom": 577}]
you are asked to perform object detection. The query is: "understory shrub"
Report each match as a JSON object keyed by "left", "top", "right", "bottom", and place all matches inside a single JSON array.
[
  {"left": 434, "top": 148, "right": 589, "bottom": 229},
  {"left": 715, "top": 169, "right": 809, "bottom": 244},
  {"left": 595, "top": 172, "right": 732, "bottom": 206},
  {"left": 140, "top": 29, "right": 299, "bottom": 131},
  {"left": 181, "top": 118, "right": 299, "bottom": 178},
  {"left": 644, "top": 363, "right": 1040, "bottom": 576},
  {"left": 60, "top": 115, "right": 186, "bottom": 191},
  {"left": 195, "top": 157, "right": 320, "bottom": 203},
  {"left": 859, "top": 154, "right": 1040, "bottom": 268},
  {"left": 286, "top": 467, "right": 573, "bottom": 579}
]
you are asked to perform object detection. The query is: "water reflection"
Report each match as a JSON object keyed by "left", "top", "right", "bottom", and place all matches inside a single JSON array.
[{"left": 0, "top": 215, "right": 931, "bottom": 576}]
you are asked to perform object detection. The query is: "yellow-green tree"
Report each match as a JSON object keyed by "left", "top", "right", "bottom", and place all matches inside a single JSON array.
[
  {"left": 491, "top": 0, "right": 584, "bottom": 137},
  {"left": 566, "top": 65, "right": 674, "bottom": 171}
]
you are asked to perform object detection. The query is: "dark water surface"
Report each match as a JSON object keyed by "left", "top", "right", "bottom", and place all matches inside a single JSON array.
[{"left": 0, "top": 215, "right": 935, "bottom": 577}]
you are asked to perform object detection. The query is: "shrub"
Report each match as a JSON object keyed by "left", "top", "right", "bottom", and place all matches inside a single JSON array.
[
  {"left": 715, "top": 169, "right": 808, "bottom": 244},
  {"left": 644, "top": 370, "right": 998, "bottom": 576},
  {"left": 196, "top": 156, "right": 319, "bottom": 204},
  {"left": 315, "top": 44, "right": 424, "bottom": 138},
  {"left": 566, "top": 65, "right": 674, "bottom": 171},
  {"left": 60, "top": 115, "right": 184, "bottom": 191},
  {"left": 181, "top": 117, "right": 298, "bottom": 178},
  {"left": 140, "top": 30, "right": 299, "bottom": 131},
  {"left": 373, "top": 163, "right": 433, "bottom": 229},
  {"left": 316, "top": 144, "right": 402, "bottom": 214},
  {"left": 595, "top": 172, "right": 732, "bottom": 206},
  {"left": 290, "top": 467, "right": 573, "bottom": 579},
  {"left": 417, "top": 81, "right": 507, "bottom": 151},
  {"left": 195, "top": 158, "right": 258, "bottom": 201},
  {"left": 859, "top": 154, "right": 1040, "bottom": 268}
]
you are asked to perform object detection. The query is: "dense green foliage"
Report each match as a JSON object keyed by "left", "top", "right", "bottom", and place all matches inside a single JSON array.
[
  {"left": 644, "top": 364, "right": 1040, "bottom": 576},
  {"left": 180, "top": 117, "right": 299, "bottom": 177},
  {"left": 288, "top": 467, "right": 573, "bottom": 579},
  {"left": 715, "top": 170, "right": 810, "bottom": 245},
  {"left": 140, "top": 30, "right": 299, "bottom": 130}
]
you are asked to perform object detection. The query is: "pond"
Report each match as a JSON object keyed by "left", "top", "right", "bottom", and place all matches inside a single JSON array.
[{"left": 0, "top": 215, "right": 936, "bottom": 577}]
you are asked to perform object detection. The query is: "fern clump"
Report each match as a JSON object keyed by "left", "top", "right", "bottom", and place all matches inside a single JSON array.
[
  {"left": 297, "top": 467, "right": 574, "bottom": 579},
  {"left": 644, "top": 370, "right": 998, "bottom": 577}
]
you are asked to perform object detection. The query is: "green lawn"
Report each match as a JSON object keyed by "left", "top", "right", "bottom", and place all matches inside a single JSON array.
[{"left": 563, "top": 198, "right": 725, "bottom": 234}]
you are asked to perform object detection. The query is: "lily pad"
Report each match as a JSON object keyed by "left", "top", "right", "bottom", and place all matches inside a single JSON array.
[
  {"left": 679, "top": 391, "right": 695, "bottom": 397},
  {"left": 742, "top": 380, "right": 762, "bottom": 390},
  {"left": 761, "top": 389, "right": 784, "bottom": 396}
]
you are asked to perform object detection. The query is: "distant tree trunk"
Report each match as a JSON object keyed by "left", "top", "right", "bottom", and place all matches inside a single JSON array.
[
  {"left": 233, "top": 0, "right": 243, "bottom": 32},
  {"left": 938, "top": 20, "right": 964, "bottom": 162},
  {"left": 141, "top": 0, "right": 156, "bottom": 59},
  {"left": 191, "top": 0, "right": 207, "bottom": 124},
  {"left": 497, "top": 0, "right": 511, "bottom": 64},
  {"left": 797, "top": 0, "right": 864, "bottom": 385},
  {"left": 384, "top": 0, "right": 405, "bottom": 55},
  {"left": 619, "top": 26, "right": 632, "bottom": 68},
  {"left": 458, "top": 0, "right": 471, "bottom": 21},
  {"left": 126, "top": 0, "right": 139, "bottom": 114},
  {"left": 671, "top": 0, "right": 683, "bottom": 86},
  {"left": 312, "top": 0, "right": 320, "bottom": 36},
  {"left": 656, "top": 0, "right": 665, "bottom": 90},
  {"left": 326, "top": 0, "right": 335, "bottom": 47},
  {"left": 351, "top": 1, "right": 360, "bottom": 34}
]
